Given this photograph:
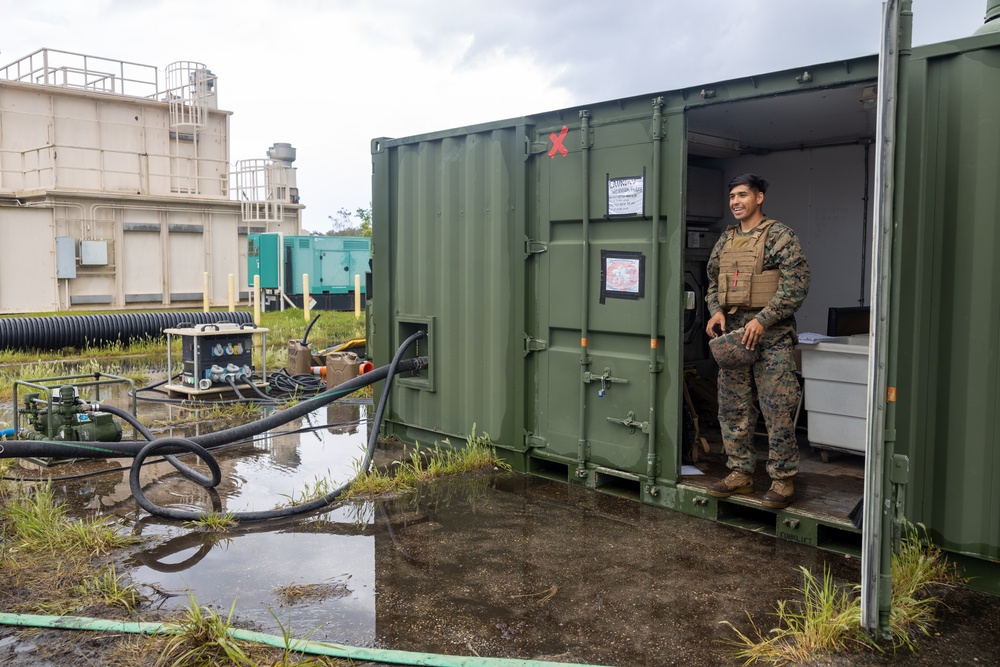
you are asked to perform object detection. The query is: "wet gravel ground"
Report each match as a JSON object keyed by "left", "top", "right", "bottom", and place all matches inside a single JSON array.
[
  {"left": 0, "top": 389, "right": 997, "bottom": 666},
  {"left": 2, "top": 466, "right": 999, "bottom": 666}
]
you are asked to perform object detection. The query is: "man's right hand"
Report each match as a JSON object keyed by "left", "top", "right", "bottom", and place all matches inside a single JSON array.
[{"left": 706, "top": 312, "right": 726, "bottom": 338}]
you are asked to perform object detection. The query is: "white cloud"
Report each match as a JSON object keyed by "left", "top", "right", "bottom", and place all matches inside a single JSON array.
[{"left": 0, "top": 0, "right": 989, "bottom": 232}]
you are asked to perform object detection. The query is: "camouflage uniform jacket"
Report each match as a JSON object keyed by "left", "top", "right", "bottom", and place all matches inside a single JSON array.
[{"left": 706, "top": 219, "right": 810, "bottom": 336}]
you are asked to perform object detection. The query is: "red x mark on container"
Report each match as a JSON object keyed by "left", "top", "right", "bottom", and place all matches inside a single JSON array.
[{"left": 548, "top": 125, "right": 569, "bottom": 158}]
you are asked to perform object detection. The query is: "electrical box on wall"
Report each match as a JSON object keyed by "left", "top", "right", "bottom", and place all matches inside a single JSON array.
[
  {"left": 56, "top": 237, "right": 77, "bottom": 279},
  {"left": 79, "top": 240, "right": 109, "bottom": 266}
]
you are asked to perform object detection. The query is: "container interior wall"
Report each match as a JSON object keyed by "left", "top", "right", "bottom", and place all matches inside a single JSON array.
[
  {"left": 375, "top": 129, "right": 521, "bottom": 449},
  {"left": 894, "top": 41, "right": 1000, "bottom": 563},
  {"left": 692, "top": 146, "right": 876, "bottom": 335}
]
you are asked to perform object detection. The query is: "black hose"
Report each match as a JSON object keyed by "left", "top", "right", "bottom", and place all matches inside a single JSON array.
[
  {"left": 0, "top": 356, "right": 425, "bottom": 460},
  {"left": 301, "top": 313, "right": 321, "bottom": 346},
  {"left": 225, "top": 378, "right": 246, "bottom": 400},
  {"left": 267, "top": 368, "right": 325, "bottom": 395},
  {"left": 0, "top": 311, "right": 253, "bottom": 351},
  {"left": 241, "top": 377, "right": 276, "bottom": 403},
  {"left": 96, "top": 404, "right": 215, "bottom": 488},
  {"left": 127, "top": 330, "right": 426, "bottom": 522}
]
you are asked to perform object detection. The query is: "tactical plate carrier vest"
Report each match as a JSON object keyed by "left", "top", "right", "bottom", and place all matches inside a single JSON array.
[{"left": 718, "top": 218, "right": 784, "bottom": 311}]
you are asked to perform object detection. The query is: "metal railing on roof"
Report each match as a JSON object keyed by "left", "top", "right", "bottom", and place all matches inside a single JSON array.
[{"left": 0, "top": 48, "right": 159, "bottom": 99}]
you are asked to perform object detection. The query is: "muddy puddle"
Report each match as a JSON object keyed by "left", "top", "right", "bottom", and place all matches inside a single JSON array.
[{"left": 9, "top": 395, "right": 863, "bottom": 666}]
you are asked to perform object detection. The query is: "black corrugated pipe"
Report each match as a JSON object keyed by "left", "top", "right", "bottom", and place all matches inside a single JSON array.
[{"left": 0, "top": 311, "right": 253, "bottom": 351}]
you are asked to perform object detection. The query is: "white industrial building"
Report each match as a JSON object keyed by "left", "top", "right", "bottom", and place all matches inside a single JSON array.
[{"left": 0, "top": 48, "right": 302, "bottom": 314}]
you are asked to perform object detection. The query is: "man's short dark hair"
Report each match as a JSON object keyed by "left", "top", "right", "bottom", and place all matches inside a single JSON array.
[{"left": 728, "top": 173, "right": 769, "bottom": 194}]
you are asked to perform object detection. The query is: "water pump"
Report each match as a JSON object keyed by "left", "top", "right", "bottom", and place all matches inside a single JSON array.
[{"left": 19, "top": 385, "right": 122, "bottom": 442}]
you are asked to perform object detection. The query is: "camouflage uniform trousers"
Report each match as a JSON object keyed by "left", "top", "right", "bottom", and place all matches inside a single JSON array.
[{"left": 717, "top": 311, "right": 801, "bottom": 480}]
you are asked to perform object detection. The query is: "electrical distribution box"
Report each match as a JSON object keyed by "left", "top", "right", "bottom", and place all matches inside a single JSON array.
[{"left": 163, "top": 323, "right": 269, "bottom": 394}]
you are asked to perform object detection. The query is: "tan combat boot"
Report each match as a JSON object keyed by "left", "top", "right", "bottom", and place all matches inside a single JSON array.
[
  {"left": 761, "top": 479, "right": 795, "bottom": 508},
  {"left": 706, "top": 470, "right": 754, "bottom": 498}
]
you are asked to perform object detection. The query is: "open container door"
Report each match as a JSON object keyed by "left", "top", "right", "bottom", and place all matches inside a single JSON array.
[{"left": 861, "top": 0, "right": 904, "bottom": 635}]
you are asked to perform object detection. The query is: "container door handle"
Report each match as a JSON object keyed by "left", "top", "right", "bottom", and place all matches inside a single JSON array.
[{"left": 606, "top": 410, "right": 649, "bottom": 434}]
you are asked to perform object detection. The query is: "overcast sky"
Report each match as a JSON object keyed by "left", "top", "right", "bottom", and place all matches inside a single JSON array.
[{"left": 0, "top": 0, "right": 991, "bottom": 232}]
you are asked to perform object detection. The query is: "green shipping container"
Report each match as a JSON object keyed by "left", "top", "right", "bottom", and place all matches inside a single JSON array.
[{"left": 371, "top": 0, "right": 1000, "bottom": 632}]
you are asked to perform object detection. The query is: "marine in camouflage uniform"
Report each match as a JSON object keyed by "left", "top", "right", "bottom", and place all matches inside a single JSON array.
[{"left": 704, "top": 174, "right": 810, "bottom": 506}]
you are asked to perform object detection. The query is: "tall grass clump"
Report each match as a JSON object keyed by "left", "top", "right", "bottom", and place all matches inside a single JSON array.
[
  {"left": 724, "top": 521, "right": 961, "bottom": 665},
  {"left": 888, "top": 522, "right": 961, "bottom": 646},
  {"left": 1, "top": 482, "right": 137, "bottom": 556},
  {"left": 724, "top": 566, "right": 873, "bottom": 665},
  {"left": 336, "top": 425, "right": 508, "bottom": 500},
  {"left": 157, "top": 594, "right": 252, "bottom": 667},
  {"left": 73, "top": 564, "right": 148, "bottom": 612}
]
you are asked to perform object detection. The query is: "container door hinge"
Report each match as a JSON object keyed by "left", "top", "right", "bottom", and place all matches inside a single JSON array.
[
  {"left": 524, "top": 238, "right": 548, "bottom": 257},
  {"left": 526, "top": 138, "right": 550, "bottom": 157},
  {"left": 524, "top": 434, "right": 547, "bottom": 449},
  {"left": 524, "top": 335, "right": 548, "bottom": 355},
  {"left": 889, "top": 453, "right": 909, "bottom": 485},
  {"left": 606, "top": 410, "right": 650, "bottom": 434},
  {"left": 889, "top": 453, "right": 910, "bottom": 551}
]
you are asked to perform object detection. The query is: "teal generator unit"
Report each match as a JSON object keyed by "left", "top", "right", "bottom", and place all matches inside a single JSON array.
[{"left": 248, "top": 234, "right": 370, "bottom": 311}]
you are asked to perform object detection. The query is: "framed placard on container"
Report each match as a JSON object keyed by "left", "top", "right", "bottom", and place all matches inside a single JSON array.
[{"left": 600, "top": 250, "right": 645, "bottom": 304}]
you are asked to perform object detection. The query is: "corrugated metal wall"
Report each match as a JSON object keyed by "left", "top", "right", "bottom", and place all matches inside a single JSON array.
[
  {"left": 372, "top": 128, "right": 522, "bottom": 448},
  {"left": 894, "top": 38, "right": 1000, "bottom": 562}
]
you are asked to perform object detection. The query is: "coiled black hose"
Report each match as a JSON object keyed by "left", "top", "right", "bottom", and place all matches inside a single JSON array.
[
  {"left": 127, "top": 330, "right": 426, "bottom": 522},
  {"left": 267, "top": 368, "right": 326, "bottom": 395},
  {"left": 0, "top": 311, "right": 253, "bottom": 351},
  {"left": 96, "top": 403, "right": 213, "bottom": 487}
]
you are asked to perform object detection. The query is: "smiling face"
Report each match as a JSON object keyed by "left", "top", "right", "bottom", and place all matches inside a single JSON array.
[{"left": 729, "top": 184, "right": 764, "bottom": 225}]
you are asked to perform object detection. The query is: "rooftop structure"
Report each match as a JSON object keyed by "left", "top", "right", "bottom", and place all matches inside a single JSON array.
[{"left": 0, "top": 48, "right": 302, "bottom": 313}]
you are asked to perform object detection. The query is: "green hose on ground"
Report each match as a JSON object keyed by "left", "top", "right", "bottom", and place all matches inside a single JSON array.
[{"left": 0, "top": 612, "right": 607, "bottom": 667}]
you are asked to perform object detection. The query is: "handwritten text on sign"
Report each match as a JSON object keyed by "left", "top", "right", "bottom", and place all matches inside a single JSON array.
[{"left": 607, "top": 176, "right": 644, "bottom": 216}]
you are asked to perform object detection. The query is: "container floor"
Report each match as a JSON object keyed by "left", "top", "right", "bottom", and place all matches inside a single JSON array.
[{"left": 680, "top": 426, "right": 865, "bottom": 523}]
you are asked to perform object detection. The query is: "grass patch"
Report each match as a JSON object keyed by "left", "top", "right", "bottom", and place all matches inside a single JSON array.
[
  {"left": 1, "top": 482, "right": 138, "bottom": 556},
  {"left": 0, "top": 357, "right": 150, "bottom": 402},
  {"left": 273, "top": 580, "right": 351, "bottom": 605},
  {"left": 888, "top": 522, "right": 960, "bottom": 646},
  {"left": 279, "top": 472, "right": 339, "bottom": 507},
  {"left": 147, "top": 401, "right": 271, "bottom": 429},
  {"left": 158, "top": 594, "right": 254, "bottom": 667},
  {"left": 185, "top": 512, "right": 240, "bottom": 531},
  {"left": 0, "top": 479, "right": 144, "bottom": 617},
  {"left": 259, "top": 309, "right": 364, "bottom": 352},
  {"left": 343, "top": 425, "right": 509, "bottom": 500},
  {"left": 155, "top": 594, "right": 345, "bottom": 666},
  {"left": 73, "top": 564, "right": 148, "bottom": 612},
  {"left": 278, "top": 426, "right": 507, "bottom": 505},
  {"left": 723, "top": 522, "right": 961, "bottom": 665}
]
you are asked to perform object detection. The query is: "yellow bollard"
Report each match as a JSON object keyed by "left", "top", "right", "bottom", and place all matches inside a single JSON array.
[
  {"left": 253, "top": 274, "right": 261, "bottom": 326},
  {"left": 228, "top": 274, "right": 235, "bottom": 312},
  {"left": 303, "top": 274, "right": 310, "bottom": 322},
  {"left": 354, "top": 274, "right": 361, "bottom": 318},
  {"left": 203, "top": 272, "right": 209, "bottom": 313}
]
